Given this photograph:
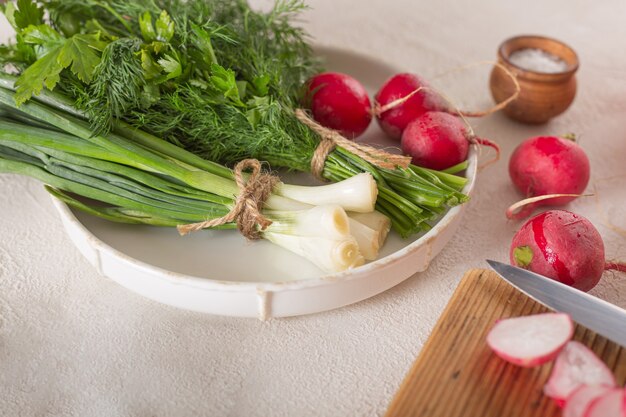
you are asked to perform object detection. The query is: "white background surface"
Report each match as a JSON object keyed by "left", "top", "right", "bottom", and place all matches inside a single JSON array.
[{"left": 1, "top": 1, "right": 626, "bottom": 416}]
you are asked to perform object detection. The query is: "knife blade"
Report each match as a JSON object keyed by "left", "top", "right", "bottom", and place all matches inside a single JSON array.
[{"left": 486, "top": 259, "right": 626, "bottom": 347}]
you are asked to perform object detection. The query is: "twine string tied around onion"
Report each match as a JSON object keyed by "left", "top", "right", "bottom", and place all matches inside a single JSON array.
[{"left": 177, "top": 159, "right": 278, "bottom": 240}]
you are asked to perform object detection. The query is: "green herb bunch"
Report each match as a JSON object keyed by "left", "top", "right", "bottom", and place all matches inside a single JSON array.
[{"left": 0, "top": 0, "right": 469, "bottom": 237}]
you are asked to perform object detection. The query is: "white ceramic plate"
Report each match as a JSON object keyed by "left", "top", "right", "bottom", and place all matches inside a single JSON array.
[{"left": 51, "top": 46, "right": 478, "bottom": 319}]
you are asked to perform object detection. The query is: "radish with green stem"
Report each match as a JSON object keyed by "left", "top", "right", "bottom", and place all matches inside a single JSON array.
[
  {"left": 306, "top": 72, "right": 372, "bottom": 138},
  {"left": 507, "top": 135, "right": 590, "bottom": 220},
  {"left": 400, "top": 111, "right": 499, "bottom": 170},
  {"left": 510, "top": 210, "right": 626, "bottom": 292}
]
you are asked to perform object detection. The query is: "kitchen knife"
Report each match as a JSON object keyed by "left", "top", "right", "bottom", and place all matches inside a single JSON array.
[{"left": 486, "top": 259, "right": 626, "bottom": 347}]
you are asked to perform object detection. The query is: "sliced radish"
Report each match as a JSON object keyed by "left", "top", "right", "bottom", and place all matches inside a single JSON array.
[
  {"left": 486, "top": 313, "right": 573, "bottom": 367},
  {"left": 544, "top": 341, "right": 617, "bottom": 405},
  {"left": 563, "top": 385, "right": 615, "bottom": 417},
  {"left": 583, "top": 388, "right": 625, "bottom": 417}
]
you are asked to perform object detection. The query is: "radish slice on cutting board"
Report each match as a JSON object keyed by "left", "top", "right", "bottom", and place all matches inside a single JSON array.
[
  {"left": 563, "top": 385, "right": 615, "bottom": 417},
  {"left": 486, "top": 313, "right": 573, "bottom": 367},
  {"left": 544, "top": 341, "right": 617, "bottom": 405},
  {"left": 583, "top": 388, "right": 625, "bottom": 417}
]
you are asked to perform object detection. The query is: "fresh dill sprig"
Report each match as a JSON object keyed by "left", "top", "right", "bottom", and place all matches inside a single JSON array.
[{"left": 81, "top": 38, "right": 145, "bottom": 135}]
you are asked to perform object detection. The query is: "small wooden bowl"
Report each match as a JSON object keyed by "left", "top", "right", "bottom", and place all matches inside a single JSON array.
[{"left": 490, "top": 35, "right": 579, "bottom": 124}]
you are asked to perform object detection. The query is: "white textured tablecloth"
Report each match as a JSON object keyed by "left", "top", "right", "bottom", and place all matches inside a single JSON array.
[{"left": 1, "top": 1, "right": 625, "bottom": 416}]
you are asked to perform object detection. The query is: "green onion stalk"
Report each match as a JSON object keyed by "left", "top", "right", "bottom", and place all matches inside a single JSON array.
[
  {"left": 0, "top": 85, "right": 399, "bottom": 272},
  {"left": 0, "top": 0, "right": 469, "bottom": 237}
]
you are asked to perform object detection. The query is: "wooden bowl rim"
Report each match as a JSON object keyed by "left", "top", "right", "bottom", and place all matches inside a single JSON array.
[{"left": 497, "top": 34, "right": 579, "bottom": 80}]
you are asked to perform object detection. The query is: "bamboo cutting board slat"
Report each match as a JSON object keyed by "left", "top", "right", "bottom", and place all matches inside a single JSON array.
[{"left": 385, "top": 269, "right": 626, "bottom": 417}]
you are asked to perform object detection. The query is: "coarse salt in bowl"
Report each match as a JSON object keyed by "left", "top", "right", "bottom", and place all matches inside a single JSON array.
[
  {"left": 490, "top": 35, "right": 579, "bottom": 124},
  {"left": 508, "top": 48, "right": 568, "bottom": 74}
]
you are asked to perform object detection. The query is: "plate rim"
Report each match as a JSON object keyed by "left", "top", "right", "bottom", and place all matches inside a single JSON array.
[{"left": 47, "top": 44, "right": 481, "bottom": 317}]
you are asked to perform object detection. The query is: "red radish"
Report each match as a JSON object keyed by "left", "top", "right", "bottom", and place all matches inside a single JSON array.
[
  {"left": 375, "top": 69, "right": 520, "bottom": 141},
  {"left": 564, "top": 385, "right": 615, "bottom": 417},
  {"left": 507, "top": 135, "right": 590, "bottom": 220},
  {"left": 544, "top": 341, "right": 617, "bottom": 406},
  {"left": 374, "top": 73, "right": 445, "bottom": 140},
  {"left": 400, "top": 111, "right": 499, "bottom": 170},
  {"left": 583, "top": 388, "right": 625, "bottom": 417},
  {"left": 306, "top": 72, "right": 372, "bottom": 138},
  {"left": 486, "top": 313, "right": 573, "bottom": 367},
  {"left": 510, "top": 210, "right": 626, "bottom": 291}
]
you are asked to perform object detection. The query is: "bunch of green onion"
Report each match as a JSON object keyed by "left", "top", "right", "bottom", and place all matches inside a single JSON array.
[{"left": 0, "top": 84, "right": 392, "bottom": 273}]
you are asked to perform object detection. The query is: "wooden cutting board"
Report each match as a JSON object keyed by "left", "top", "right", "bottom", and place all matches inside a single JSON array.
[{"left": 385, "top": 269, "right": 626, "bottom": 417}]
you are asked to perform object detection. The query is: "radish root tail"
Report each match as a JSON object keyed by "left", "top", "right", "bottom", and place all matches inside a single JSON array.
[
  {"left": 605, "top": 262, "right": 626, "bottom": 273},
  {"left": 434, "top": 60, "right": 521, "bottom": 117},
  {"left": 506, "top": 201, "right": 536, "bottom": 220},
  {"left": 505, "top": 194, "right": 592, "bottom": 220},
  {"left": 373, "top": 61, "right": 520, "bottom": 119},
  {"left": 373, "top": 86, "right": 426, "bottom": 116},
  {"left": 470, "top": 137, "right": 500, "bottom": 169}
]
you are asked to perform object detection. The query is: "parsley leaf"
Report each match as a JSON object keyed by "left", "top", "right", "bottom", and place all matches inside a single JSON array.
[
  {"left": 14, "top": 47, "right": 64, "bottom": 105},
  {"left": 140, "top": 10, "right": 174, "bottom": 45},
  {"left": 58, "top": 34, "right": 107, "bottom": 83},
  {"left": 21, "top": 24, "right": 65, "bottom": 58},
  {"left": 251, "top": 74, "right": 271, "bottom": 97},
  {"left": 157, "top": 54, "right": 182, "bottom": 82},
  {"left": 13, "top": 0, "right": 43, "bottom": 30},
  {"left": 139, "top": 11, "right": 156, "bottom": 43},
  {"left": 189, "top": 23, "right": 216, "bottom": 68},
  {"left": 141, "top": 50, "right": 162, "bottom": 80},
  {"left": 14, "top": 33, "right": 106, "bottom": 105},
  {"left": 209, "top": 64, "right": 244, "bottom": 106},
  {"left": 155, "top": 10, "right": 174, "bottom": 42},
  {"left": 22, "top": 25, "right": 64, "bottom": 46}
]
